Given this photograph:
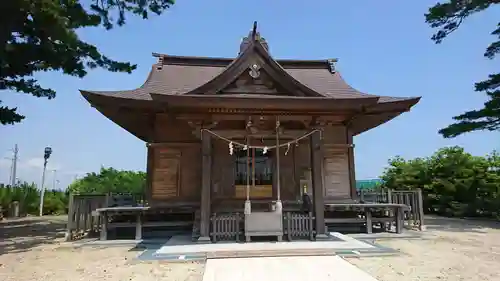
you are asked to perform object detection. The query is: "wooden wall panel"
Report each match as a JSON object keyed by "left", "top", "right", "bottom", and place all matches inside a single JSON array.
[
  {"left": 149, "top": 144, "right": 201, "bottom": 202},
  {"left": 152, "top": 148, "right": 181, "bottom": 199},
  {"left": 154, "top": 114, "right": 199, "bottom": 142},
  {"left": 322, "top": 125, "right": 347, "bottom": 145},
  {"left": 179, "top": 145, "right": 201, "bottom": 199},
  {"left": 323, "top": 148, "right": 351, "bottom": 199}
]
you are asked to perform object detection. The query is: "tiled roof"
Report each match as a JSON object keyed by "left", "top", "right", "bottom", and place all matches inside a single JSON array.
[
  {"left": 80, "top": 24, "right": 421, "bottom": 140},
  {"left": 81, "top": 57, "right": 418, "bottom": 106}
]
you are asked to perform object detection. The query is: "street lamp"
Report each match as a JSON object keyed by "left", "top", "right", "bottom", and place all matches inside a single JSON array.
[{"left": 39, "top": 146, "right": 52, "bottom": 216}]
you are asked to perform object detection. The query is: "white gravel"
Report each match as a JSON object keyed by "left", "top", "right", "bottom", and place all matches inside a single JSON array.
[
  {"left": 0, "top": 216, "right": 203, "bottom": 281},
  {"left": 1, "top": 215, "right": 499, "bottom": 281},
  {"left": 347, "top": 216, "right": 500, "bottom": 281}
]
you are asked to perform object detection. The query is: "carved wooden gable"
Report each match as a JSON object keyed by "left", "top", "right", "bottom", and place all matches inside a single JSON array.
[
  {"left": 191, "top": 36, "right": 320, "bottom": 97},
  {"left": 220, "top": 66, "right": 287, "bottom": 95}
]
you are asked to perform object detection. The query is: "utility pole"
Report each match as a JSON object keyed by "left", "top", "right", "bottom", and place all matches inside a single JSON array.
[
  {"left": 11, "top": 144, "right": 18, "bottom": 187},
  {"left": 5, "top": 156, "right": 12, "bottom": 185},
  {"left": 39, "top": 147, "right": 52, "bottom": 216}
]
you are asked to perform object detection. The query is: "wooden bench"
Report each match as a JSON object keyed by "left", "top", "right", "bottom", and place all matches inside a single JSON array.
[
  {"left": 95, "top": 205, "right": 196, "bottom": 241},
  {"left": 325, "top": 203, "right": 409, "bottom": 234},
  {"left": 94, "top": 206, "right": 150, "bottom": 240}
]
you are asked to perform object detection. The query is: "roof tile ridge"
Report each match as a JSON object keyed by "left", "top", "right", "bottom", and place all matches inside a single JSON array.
[
  {"left": 79, "top": 64, "right": 157, "bottom": 94},
  {"left": 331, "top": 70, "right": 380, "bottom": 98},
  {"left": 137, "top": 65, "right": 157, "bottom": 90}
]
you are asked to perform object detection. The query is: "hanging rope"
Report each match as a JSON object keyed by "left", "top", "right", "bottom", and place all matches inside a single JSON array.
[
  {"left": 275, "top": 119, "right": 281, "bottom": 202},
  {"left": 244, "top": 136, "right": 251, "bottom": 215},
  {"left": 246, "top": 136, "right": 250, "bottom": 202},
  {"left": 275, "top": 118, "right": 282, "bottom": 213},
  {"left": 200, "top": 128, "right": 322, "bottom": 151}
]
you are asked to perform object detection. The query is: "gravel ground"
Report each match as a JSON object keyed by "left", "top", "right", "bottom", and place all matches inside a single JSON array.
[
  {"left": 347, "top": 216, "right": 500, "bottom": 281},
  {"left": 0, "top": 216, "right": 203, "bottom": 281},
  {"left": 1, "top": 215, "right": 499, "bottom": 281}
]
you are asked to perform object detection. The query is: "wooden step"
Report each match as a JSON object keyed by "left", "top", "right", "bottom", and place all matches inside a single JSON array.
[{"left": 206, "top": 248, "right": 336, "bottom": 259}]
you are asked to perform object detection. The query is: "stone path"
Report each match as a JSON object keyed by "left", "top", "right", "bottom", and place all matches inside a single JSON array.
[{"left": 202, "top": 256, "right": 379, "bottom": 281}]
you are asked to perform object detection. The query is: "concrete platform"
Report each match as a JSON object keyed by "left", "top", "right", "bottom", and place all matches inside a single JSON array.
[
  {"left": 202, "top": 255, "right": 379, "bottom": 281},
  {"left": 155, "top": 232, "right": 375, "bottom": 258}
]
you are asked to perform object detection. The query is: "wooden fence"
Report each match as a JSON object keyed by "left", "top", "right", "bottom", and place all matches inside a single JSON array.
[
  {"left": 65, "top": 192, "right": 147, "bottom": 241},
  {"left": 210, "top": 212, "right": 242, "bottom": 242},
  {"left": 358, "top": 188, "right": 425, "bottom": 230},
  {"left": 284, "top": 211, "right": 314, "bottom": 241},
  {"left": 65, "top": 193, "right": 107, "bottom": 241}
]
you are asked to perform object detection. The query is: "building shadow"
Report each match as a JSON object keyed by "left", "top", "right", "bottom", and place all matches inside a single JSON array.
[{"left": 0, "top": 216, "right": 67, "bottom": 256}]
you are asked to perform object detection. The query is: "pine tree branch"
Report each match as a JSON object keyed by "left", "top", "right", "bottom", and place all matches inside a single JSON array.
[{"left": 0, "top": 0, "right": 175, "bottom": 125}]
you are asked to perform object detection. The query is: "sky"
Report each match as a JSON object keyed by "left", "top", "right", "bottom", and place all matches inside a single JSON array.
[{"left": 1, "top": 0, "right": 499, "bottom": 190}]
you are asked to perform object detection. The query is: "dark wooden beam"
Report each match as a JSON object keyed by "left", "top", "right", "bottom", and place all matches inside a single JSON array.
[
  {"left": 148, "top": 142, "right": 200, "bottom": 147},
  {"left": 145, "top": 144, "right": 154, "bottom": 203},
  {"left": 310, "top": 130, "right": 327, "bottom": 239},
  {"left": 198, "top": 129, "right": 212, "bottom": 242},
  {"left": 346, "top": 129, "right": 357, "bottom": 200},
  {"left": 209, "top": 129, "right": 309, "bottom": 139}
]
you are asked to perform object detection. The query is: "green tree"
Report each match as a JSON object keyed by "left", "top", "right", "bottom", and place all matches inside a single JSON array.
[
  {"left": 381, "top": 146, "right": 500, "bottom": 218},
  {"left": 0, "top": 182, "right": 67, "bottom": 215},
  {"left": 425, "top": 1, "right": 500, "bottom": 137},
  {"left": 68, "top": 167, "right": 146, "bottom": 194},
  {"left": 0, "top": 0, "right": 174, "bottom": 125}
]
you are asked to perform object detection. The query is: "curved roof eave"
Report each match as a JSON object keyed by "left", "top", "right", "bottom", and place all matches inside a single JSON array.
[
  {"left": 79, "top": 93, "right": 155, "bottom": 141},
  {"left": 350, "top": 96, "right": 421, "bottom": 135},
  {"left": 80, "top": 90, "right": 155, "bottom": 107}
]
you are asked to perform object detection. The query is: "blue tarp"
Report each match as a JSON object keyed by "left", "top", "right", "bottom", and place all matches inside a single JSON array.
[{"left": 356, "top": 179, "right": 383, "bottom": 190}]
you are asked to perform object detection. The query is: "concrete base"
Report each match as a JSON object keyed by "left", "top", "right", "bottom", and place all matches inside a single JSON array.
[
  {"left": 156, "top": 232, "right": 375, "bottom": 257},
  {"left": 197, "top": 236, "right": 211, "bottom": 243},
  {"left": 315, "top": 233, "right": 330, "bottom": 241}
]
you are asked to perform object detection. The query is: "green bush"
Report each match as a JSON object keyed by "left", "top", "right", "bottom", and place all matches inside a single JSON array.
[
  {"left": 68, "top": 167, "right": 145, "bottom": 194},
  {"left": 0, "top": 182, "right": 67, "bottom": 215},
  {"left": 381, "top": 146, "right": 500, "bottom": 219}
]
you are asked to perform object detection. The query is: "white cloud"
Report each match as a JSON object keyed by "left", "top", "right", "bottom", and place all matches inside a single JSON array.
[
  {"left": 0, "top": 158, "right": 11, "bottom": 168},
  {"left": 23, "top": 157, "right": 62, "bottom": 171}
]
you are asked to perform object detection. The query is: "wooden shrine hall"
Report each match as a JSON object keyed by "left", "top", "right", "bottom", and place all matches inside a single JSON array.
[{"left": 81, "top": 22, "right": 420, "bottom": 242}]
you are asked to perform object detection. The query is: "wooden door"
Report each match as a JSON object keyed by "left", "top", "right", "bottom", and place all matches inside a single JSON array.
[
  {"left": 323, "top": 149, "right": 351, "bottom": 199},
  {"left": 277, "top": 145, "right": 296, "bottom": 200},
  {"left": 151, "top": 148, "right": 181, "bottom": 199},
  {"left": 212, "top": 141, "right": 235, "bottom": 198}
]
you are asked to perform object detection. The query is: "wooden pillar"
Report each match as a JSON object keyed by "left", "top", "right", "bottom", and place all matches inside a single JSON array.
[
  {"left": 145, "top": 144, "right": 154, "bottom": 203},
  {"left": 64, "top": 193, "right": 75, "bottom": 241},
  {"left": 310, "top": 130, "right": 327, "bottom": 239},
  {"left": 198, "top": 130, "right": 212, "bottom": 242},
  {"left": 346, "top": 130, "right": 357, "bottom": 200},
  {"left": 135, "top": 212, "right": 143, "bottom": 240}
]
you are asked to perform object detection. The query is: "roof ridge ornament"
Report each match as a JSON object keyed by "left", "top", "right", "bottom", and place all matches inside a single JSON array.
[
  {"left": 239, "top": 21, "right": 269, "bottom": 55},
  {"left": 327, "top": 59, "right": 336, "bottom": 74},
  {"left": 252, "top": 21, "right": 257, "bottom": 41},
  {"left": 156, "top": 56, "right": 164, "bottom": 70}
]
